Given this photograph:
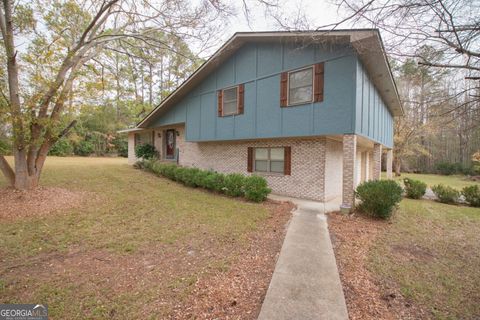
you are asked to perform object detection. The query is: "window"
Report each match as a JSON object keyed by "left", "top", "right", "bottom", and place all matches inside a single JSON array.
[
  {"left": 218, "top": 84, "right": 244, "bottom": 117},
  {"left": 288, "top": 67, "right": 313, "bottom": 105},
  {"left": 222, "top": 87, "right": 238, "bottom": 115},
  {"left": 280, "top": 63, "right": 323, "bottom": 107},
  {"left": 254, "top": 147, "right": 285, "bottom": 174}
]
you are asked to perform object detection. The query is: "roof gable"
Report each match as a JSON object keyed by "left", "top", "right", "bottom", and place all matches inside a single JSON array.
[{"left": 138, "top": 30, "right": 402, "bottom": 128}]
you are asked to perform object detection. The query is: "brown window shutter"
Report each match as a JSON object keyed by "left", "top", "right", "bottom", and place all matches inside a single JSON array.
[
  {"left": 280, "top": 72, "right": 288, "bottom": 107},
  {"left": 238, "top": 84, "right": 244, "bottom": 114},
  {"left": 284, "top": 146, "right": 291, "bottom": 175},
  {"left": 247, "top": 147, "right": 253, "bottom": 172},
  {"left": 217, "top": 90, "right": 223, "bottom": 117},
  {"left": 314, "top": 62, "right": 325, "bottom": 102}
]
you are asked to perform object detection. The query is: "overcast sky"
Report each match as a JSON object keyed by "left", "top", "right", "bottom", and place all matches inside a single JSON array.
[
  {"left": 198, "top": 0, "right": 351, "bottom": 56},
  {"left": 229, "top": 0, "right": 342, "bottom": 32}
]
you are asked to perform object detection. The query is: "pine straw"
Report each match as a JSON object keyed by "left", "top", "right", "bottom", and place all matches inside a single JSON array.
[
  {"left": 327, "top": 212, "right": 423, "bottom": 320},
  {"left": 170, "top": 200, "right": 294, "bottom": 319},
  {"left": 0, "top": 187, "right": 88, "bottom": 220}
]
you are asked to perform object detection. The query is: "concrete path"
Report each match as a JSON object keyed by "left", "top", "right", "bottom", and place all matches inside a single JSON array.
[{"left": 258, "top": 195, "right": 349, "bottom": 320}]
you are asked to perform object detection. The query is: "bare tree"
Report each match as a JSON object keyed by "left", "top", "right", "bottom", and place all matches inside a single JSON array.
[
  {"left": 0, "top": 0, "right": 226, "bottom": 189},
  {"left": 333, "top": 0, "right": 479, "bottom": 109}
]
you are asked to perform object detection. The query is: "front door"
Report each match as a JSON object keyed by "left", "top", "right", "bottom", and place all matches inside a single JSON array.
[{"left": 165, "top": 129, "right": 176, "bottom": 159}]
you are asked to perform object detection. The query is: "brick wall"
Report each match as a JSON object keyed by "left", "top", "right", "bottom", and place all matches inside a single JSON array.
[
  {"left": 373, "top": 143, "right": 382, "bottom": 180},
  {"left": 173, "top": 126, "right": 328, "bottom": 201},
  {"left": 342, "top": 134, "right": 357, "bottom": 208},
  {"left": 128, "top": 127, "right": 381, "bottom": 203}
]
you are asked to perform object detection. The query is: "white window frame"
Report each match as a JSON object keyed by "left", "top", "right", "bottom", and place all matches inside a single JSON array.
[
  {"left": 287, "top": 66, "right": 314, "bottom": 106},
  {"left": 222, "top": 85, "right": 239, "bottom": 116},
  {"left": 254, "top": 147, "right": 285, "bottom": 174}
]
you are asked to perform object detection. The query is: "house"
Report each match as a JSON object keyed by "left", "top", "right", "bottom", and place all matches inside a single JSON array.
[{"left": 121, "top": 30, "right": 402, "bottom": 211}]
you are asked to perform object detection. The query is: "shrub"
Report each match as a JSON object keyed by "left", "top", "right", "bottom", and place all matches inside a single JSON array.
[
  {"left": 462, "top": 185, "right": 480, "bottom": 207},
  {"left": 135, "top": 143, "right": 157, "bottom": 159},
  {"left": 355, "top": 180, "right": 403, "bottom": 219},
  {"left": 181, "top": 168, "right": 201, "bottom": 187},
  {"left": 75, "top": 140, "right": 95, "bottom": 156},
  {"left": 49, "top": 138, "right": 73, "bottom": 156},
  {"left": 194, "top": 170, "right": 213, "bottom": 189},
  {"left": 403, "top": 178, "right": 427, "bottom": 199},
  {"left": 138, "top": 160, "right": 270, "bottom": 202},
  {"left": 204, "top": 172, "right": 226, "bottom": 192},
  {"left": 161, "top": 164, "right": 178, "bottom": 180},
  {"left": 434, "top": 162, "right": 472, "bottom": 175},
  {"left": 244, "top": 175, "right": 271, "bottom": 202},
  {"left": 431, "top": 184, "right": 460, "bottom": 204},
  {"left": 223, "top": 173, "right": 246, "bottom": 197},
  {"left": 144, "top": 159, "right": 161, "bottom": 174},
  {"left": 435, "top": 162, "right": 456, "bottom": 175}
]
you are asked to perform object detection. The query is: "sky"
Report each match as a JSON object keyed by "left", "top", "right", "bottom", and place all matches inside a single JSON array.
[
  {"left": 229, "top": 0, "right": 342, "bottom": 31},
  {"left": 197, "top": 0, "right": 350, "bottom": 56}
]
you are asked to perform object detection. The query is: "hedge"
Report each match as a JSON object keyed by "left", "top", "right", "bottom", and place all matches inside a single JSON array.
[
  {"left": 431, "top": 184, "right": 460, "bottom": 204},
  {"left": 461, "top": 185, "right": 480, "bottom": 207},
  {"left": 355, "top": 180, "right": 403, "bottom": 219},
  {"left": 141, "top": 160, "right": 271, "bottom": 202},
  {"left": 403, "top": 178, "right": 427, "bottom": 199}
]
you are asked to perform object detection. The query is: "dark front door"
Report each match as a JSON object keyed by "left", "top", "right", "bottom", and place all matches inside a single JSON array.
[{"left": 165, "top": 129, "right": 176, "bottom": 159}]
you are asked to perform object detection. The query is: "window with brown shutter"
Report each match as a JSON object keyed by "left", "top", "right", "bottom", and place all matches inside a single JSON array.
[
  {"left": 218, "top": 85, "right": 244, "bottom": 117},
  {"left": 281, "top": 63, "right": 325, "bottom": 107},
  {"left": 247, "top": 147, "right": 253, "bottom": 172},
  {"left": 284, "top": 146, "right": 291, "bottom": 175},
  {"left": 238, "top": 84, "right": 244, "bottom": 114},
  {"left": 314, "top": 62, "right": 324, "bottom": 102},
  {"left": 217, "top": 90, "right": 223, "bottom": 116},
  {"left": 280, "top": 72, "right": 288, "bottom": 107}
]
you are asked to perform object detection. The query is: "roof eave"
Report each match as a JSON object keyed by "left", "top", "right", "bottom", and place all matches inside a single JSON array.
[{"left": 350, "top": 32, "right": 403, "bottom": 116}]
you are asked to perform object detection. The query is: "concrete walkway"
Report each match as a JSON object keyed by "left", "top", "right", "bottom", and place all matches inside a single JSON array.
[{"left": 258, "top": 195, "right": 349, "bottom": 320}]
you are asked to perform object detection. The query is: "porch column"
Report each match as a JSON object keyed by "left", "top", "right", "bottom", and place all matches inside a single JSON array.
[
  {"left": 372, "top": 143, "right": 382, "bottom": 180},
  {"left": 342, "top": 134, "right": 357, "bottom": 211},
  {"left": 386, "top": 149, "right": 393, "bottom": 179}
]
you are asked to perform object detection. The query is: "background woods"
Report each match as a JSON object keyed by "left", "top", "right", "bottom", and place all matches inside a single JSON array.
[
  {"left": 332, "top": 0, "right": 480, "bottom": 175},
  {"left": 0, "top": 0, "right": 221, "bottom": 189},
  {"left": 1, "top": 0, "right": 479, "bottom": 190}
]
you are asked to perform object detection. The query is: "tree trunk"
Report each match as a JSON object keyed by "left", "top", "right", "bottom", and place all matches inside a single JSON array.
[
  {"left": 13, "top": 149, "right": 42, "bottom": 189},
  {"left": 394, "top": 158, "right": 402, "bottom": 176}
]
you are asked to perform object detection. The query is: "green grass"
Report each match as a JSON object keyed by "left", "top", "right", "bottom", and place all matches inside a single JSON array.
[
  {"left": 369, "top": 199, "right": 480, "bottom": 319},
  {"left": 0, "top": 156, "right": 270, "bottom": 319},
  {"left": 383, "top": 172, "right": 479, "bottom": 189}
]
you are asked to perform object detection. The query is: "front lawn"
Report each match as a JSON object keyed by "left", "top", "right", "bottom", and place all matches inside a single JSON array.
[
  {"left": 0, "top": 157, "right": 292, "bottom": 319},
  {"left": 329, "top": 199, "right": 480, "bottom": 319},
  {"left": 384, "top": 172, "right": 478, "bottom": 189}
]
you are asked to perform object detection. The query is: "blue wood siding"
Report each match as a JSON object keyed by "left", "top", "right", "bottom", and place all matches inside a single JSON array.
[
  {"left": 354, "top": 59, "right": 394, "bottom": 148},
  {"left": 148, "top": 41, "right": 394, "bottom": 148}
]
